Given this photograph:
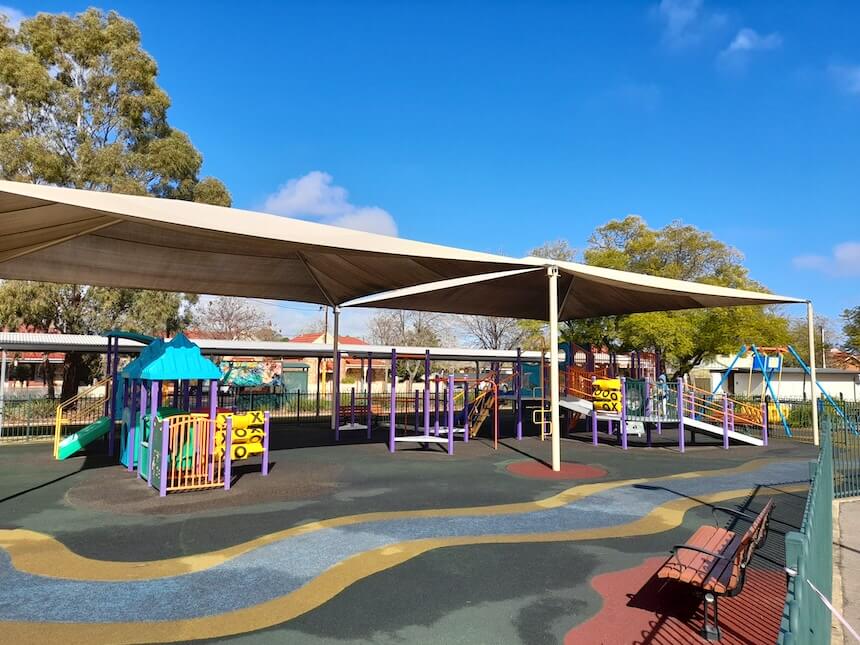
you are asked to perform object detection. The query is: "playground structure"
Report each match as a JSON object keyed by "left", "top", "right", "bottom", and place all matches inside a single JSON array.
[
  {"left": 53, "top": 332, "right": 270, "bottom": 496},
  {"left": 334, "top": 348, "right": 500, "bottom": 455},
  {"left": 712, "top": 344, "right": 857, "bottom": 436}
]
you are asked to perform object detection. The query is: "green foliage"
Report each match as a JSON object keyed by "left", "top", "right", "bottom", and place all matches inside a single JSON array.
[
  {"left": 843, "top": 307, "right": 860, "bottom": 353},
  {"left": 0, "top": 8, "right": 230, "bottom": 203},
  {"left": 564, "top": 216, "right": 790, "bottom": 377},
  {"left": 0, "top": 8, "right": 231, "bottom": 398}
]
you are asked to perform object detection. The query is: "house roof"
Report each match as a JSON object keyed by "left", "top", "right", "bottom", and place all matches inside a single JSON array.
[{"left": 288, "top": 333, "right": 368, "bottom": 345}]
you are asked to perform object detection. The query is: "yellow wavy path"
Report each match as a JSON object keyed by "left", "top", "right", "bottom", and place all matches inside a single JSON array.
[
  {"left": 0, "top": 459, "right": 806, "bottom": 644},
  {"left": 1, "top": 458, "right": 781, "bottom": 582}
]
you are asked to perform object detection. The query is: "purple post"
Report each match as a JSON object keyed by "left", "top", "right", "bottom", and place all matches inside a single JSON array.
[
  {"left": 224, "top": 416, "right": 233, "bottom": 490},
  {"left": 262, "top": 411, "right": 270, "bottom": 476},
  {"left": 447, "top": 374, "right": 455, "bottom": 455},
  {"left": 159, "top": 418, "right": 169, "bottom": 497},
  {"left": 645, "top": 379, "right": 652, "bottom": 447},
  {"left": 136, "top": 381, "right": 147, "bottom": 476},
  {"left": 195, "top": 380, "right": 203, "bottom": 410},
  {"left": 620, "top": 377, "right": 628, "bottom": 450},
  {"left": 591, "top": 376, "right": 598, "bottom": 445},
  {"left": 424, "top": 350, "right": 431, "bottom": 436},
  {"left": 414, "top": 390, "right": 419, "bottom": 432},
  {"left": 677, "top": 379, "right": 685, "bottom": 453},
  {"left": 173, "top": 380, "right": 179, "bottom": 407},
  {"left": 333, "top": 350, "right": 341, "bottom": 438},
  {"left": 208, "top": 379, "right": 217, "bottom": 481},
  {"left": 181, "top": 379, "right": 190, "bottom": 410},
  {"left": 104, "top": 337, "right": 113, "bottom": 417},
  {"left": 516, "top": 349, "right": 523, "bottom": 441},
  {"left": 127, "top": 381, "right": 138, "bottom": 472},
  {"left": 389, "top": 349, "right": 397, "bottom": 453},
  {"left": 761, "top": 399, "right": 769, "bottom": 446},
  {"left": 722, "top": 393, "right": 729, "bottom": 450},
  {"left": 157, "top": 381, "right": 163, "bottom": 407},
  {"left": 366, "top": 355, "right": 373, "bottom": 439},
  {"left": 463, "top": 381, "right": 470, "bottom": 442},
  {"left": 108, "top": 337, "right": 120, "bottom": 456},
  {"left": 434, "top": 377, "right": 440, "bottom": 436}
]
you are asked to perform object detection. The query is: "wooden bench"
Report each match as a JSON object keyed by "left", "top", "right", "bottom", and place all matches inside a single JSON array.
[{"left": 656, "top": 499, "right": 775, "bottom": 641}]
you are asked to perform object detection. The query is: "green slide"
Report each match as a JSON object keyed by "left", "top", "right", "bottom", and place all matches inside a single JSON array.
[{"left": 56, "top": 416, "right": 112, "bottom": 460}]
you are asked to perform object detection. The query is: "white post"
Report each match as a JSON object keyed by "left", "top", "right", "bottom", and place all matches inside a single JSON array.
[
  {"left": 807, "top": 301, "right": 820, "bottom": 446},
  {"left": 330, "top": 306, "right": 340, "bottom": 430},
  {"left": 548, "top": 266, "right": 561, "bottom": 472},
  {"left": 0, "top": 348, "right": 6, "bottom": 437}
]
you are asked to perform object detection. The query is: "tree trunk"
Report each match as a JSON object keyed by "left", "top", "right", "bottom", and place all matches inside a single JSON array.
[
  {"left": 43, "top": 355, "right": 56, "bottom": 399},
  {"left": 60, "top": 352, "right": 84, "bottom": 402}
]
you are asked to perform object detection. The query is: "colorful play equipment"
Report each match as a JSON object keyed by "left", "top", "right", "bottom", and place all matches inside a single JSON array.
[
  {"left": 561, "top": 372, "right": 769, "bottom": 452},
  {"left": 53, "top": 332, "right": 270, "bottom": 496},
  {"left": 712, "top": 344, "right": 857, "bottom": 436},
  {"left": 333, "top": 348, "right": 500, "bottom": 455}
]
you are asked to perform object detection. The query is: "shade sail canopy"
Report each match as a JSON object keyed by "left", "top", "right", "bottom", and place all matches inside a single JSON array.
[
  {"left": 342, "top": 257, "right": 805, "bottom": 321},
  {"left": 0, "top": 181, "right": 804, "bottom": 320},
  {"left": 0, "top": 181, "right": 524, "bottom": 305}
]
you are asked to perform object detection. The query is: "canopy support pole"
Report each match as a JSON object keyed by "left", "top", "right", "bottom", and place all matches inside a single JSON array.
[
  {"left": 806, "top": 301, "right": 820, "bottom": 446},
  {"left": 331, "top": 306, "right": 340, "bottom": 431},
  {"left": 548, "top": 266, "right": 561, "bottom": 472},
  {"left": 0, "top": 348, "right": 6, "bottom": 438}
]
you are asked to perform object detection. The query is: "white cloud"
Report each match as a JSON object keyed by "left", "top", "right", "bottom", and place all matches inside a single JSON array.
[
  {"left": 793, "top": 242, "right": 860, "bottom": 277},
  {"left": 828, "top": 64, "right": 860, "bottom": 96},
  {"left": 0, "top": 5, "right": 25, "bottom": 29},
  {"left": 717, "top": 28, "right": 782, "bottom": 69},
  {"left": 263, "top": 171, "right": 398, "bottom": 236},
  {"left": 653, "top": 0, "right": 726, "bottom": 49},
  {"left": 723, "top": 28, "right": 782, "bottom": 54}
]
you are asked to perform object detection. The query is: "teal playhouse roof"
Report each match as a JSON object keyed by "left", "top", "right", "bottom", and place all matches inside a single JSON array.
[{"left": 122, "top": 333, "right": 221, "bottom": 381}]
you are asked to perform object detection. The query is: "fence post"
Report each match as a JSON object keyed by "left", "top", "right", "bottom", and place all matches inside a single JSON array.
[
  {"left": 224, "top": 416, "right": 233, "bottom": 490},
  {"left": 591, "top": 376, "right": 598, "bottom": 445},
  {"left": 644, "top": 379, "right": 652, "bottom": 447},
  {"left": 159, "top": 418, "right": 169, "bottom": 497},
  {"left": 424, "top": 350, "right": 431, "bottom": 437},
  {"left": 762, "top": 397, "right": 769, "bottom": 446},
  {"left": 516, "top": 348, "right": 523, "bottom": 440},
  {"left": 677, "top": 379, "right": 685, "bottom": 453},
  {"left": 389, "top": 349, "right": 397, "bottom": 453},
  {"left": 722, "top": 393, "right": 729, "bottom": 450},
  {"left": 447, "top": 374, "right": 455, "bottom": 455},
  {"left": 463, "top": 381, "right": 470, "bottom": 442},
  {"left": 262, "top": 411, "right": 270, "bottom": 476},
  {"left": 434, "top": 377, "right": 440, "bottom": 437},
  {"left": 620, "top": 377, "right": 628, "bottom": 450}
]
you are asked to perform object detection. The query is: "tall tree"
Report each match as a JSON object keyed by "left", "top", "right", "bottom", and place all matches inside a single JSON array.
[
  {"left": 843, "top": 307, "right": 860, "bottom": 354},
  {"left": 459, "top": 315, "right": 525, "bottom": 350},
  {"left": 367, "top": 310, "right": 453, "bottom": 383},
  {"left": 192, "top": 297, "right": 278, "bottom": 341},
  {"left": 565, "top": 216, "right": 790, "bottom": 378},
  {"left": 0, "top": 9, "right": 231, "bottom": 398}
]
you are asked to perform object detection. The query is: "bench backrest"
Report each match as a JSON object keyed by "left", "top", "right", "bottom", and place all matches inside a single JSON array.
[{"left": 728, "top": 499, "right": 775, "bottom": 593}]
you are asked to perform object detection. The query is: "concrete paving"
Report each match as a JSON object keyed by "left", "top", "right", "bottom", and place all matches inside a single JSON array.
[{"left": 837, "top": 499, "right": 860, "bottom": 644}]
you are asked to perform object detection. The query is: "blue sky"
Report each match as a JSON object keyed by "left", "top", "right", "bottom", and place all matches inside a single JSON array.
[{"left": 5, "top": 1, "right": 860, "bottom": 336}]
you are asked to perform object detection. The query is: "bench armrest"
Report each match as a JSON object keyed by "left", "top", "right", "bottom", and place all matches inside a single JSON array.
[
  {"left": 711, "top": 506, "right": 758, "bottom": 524},
  {"left": 671, "top": 544, "right": 731, "bottom": 561}
]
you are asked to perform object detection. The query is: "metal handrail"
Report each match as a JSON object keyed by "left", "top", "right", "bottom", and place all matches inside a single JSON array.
[{"left": 53, "top": 376, "right": 112, "bottom": 457}]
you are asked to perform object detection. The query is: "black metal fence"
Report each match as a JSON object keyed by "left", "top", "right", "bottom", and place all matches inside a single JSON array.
[{"left": 0, "top": 388, "right": 441, "bottom": 442}]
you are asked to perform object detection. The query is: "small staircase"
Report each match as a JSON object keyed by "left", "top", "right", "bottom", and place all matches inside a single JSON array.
[{"left": 53, "top": 376, "right": 112, "bottom": 458}]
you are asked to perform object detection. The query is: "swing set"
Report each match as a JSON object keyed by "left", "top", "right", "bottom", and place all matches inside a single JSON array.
[{"left": 712, "top": 344, "right": 857, "bottom": 436}]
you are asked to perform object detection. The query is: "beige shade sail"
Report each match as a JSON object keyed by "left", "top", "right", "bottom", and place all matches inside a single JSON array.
[
  {"left": 0, "top": 180, "right": 804, "bottom": 318},
  {"left": 0, "top": 181, "right": 527, "bottom": 305},
  {"left": 342, "top": 256, "right": 805, "bottom": 321}
]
